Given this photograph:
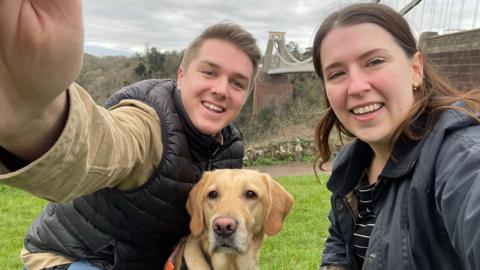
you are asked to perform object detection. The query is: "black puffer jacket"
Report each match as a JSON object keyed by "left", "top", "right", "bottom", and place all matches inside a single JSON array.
[
  {"left": 24, "top": 79, "right": 244, "bottom": 269},
  {"left": 320, "top": 108, "right": 480, "bottom": 270}
]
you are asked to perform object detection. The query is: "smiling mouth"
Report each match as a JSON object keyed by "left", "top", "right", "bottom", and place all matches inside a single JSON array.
[
  {"left": 351, "top": 103, "right": 383, "bottom": 115},
  {"left": 202, "top": 101, "right": 225, "bottom": 113}
]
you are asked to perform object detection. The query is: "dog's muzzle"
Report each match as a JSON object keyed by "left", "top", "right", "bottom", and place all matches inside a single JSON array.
[{"left": 211, "top": 216, "right": 242, "bottom": 253}]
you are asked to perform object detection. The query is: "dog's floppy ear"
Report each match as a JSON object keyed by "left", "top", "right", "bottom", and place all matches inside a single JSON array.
[
  {"left": 262, "top": 173, "right": 294, "bottom": 236},
  {"left": 186, "top": 172, "right": 209, "bottom": 236}
]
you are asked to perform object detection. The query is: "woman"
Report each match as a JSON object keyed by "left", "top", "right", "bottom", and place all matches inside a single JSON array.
[{"left": 313, "top": 3, "right": 480, "bottom": 270}]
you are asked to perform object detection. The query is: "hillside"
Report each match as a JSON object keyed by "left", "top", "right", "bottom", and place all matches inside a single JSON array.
[{"left": 76, "top": 52, "right": 335, "bottom": 166}]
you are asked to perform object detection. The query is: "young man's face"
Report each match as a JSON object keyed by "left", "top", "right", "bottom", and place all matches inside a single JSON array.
[{"left": 177, "top": 39, "right": 253, "bottom": 136}]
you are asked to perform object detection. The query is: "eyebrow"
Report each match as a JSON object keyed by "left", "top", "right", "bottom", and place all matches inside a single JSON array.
[
  {"left": 199, "top": 60, "right": 250, "bottom": 83},
  {"left": 323, "top": 48, "right": 389, "bottom": 73}
]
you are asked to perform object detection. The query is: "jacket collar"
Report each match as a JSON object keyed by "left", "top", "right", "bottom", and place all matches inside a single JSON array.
[
  {"left": 381, "top": 136, "right": 424, "bottom": 178},
  {"left": 327, "top": 136, "right": 424, "bottom": 197},
  {"left": 327, "top": 140, "right": 372, "bottom": 197},
  {"left": 173, "top": 88, "right": 224, "bottom": 158}
]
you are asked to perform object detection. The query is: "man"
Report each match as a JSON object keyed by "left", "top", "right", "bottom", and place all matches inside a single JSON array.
[{"left": 0, "top": 1, "right": 261, "bottom": 269}]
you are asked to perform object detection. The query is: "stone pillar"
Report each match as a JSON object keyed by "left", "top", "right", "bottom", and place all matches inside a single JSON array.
[{"left": 253, "top": 72, "right": 293, "bottom": 115}]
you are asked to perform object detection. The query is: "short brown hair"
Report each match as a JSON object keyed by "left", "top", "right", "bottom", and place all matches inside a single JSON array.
[
  {"left": 312, "top": 3, "right": 480, "bottom": 168},
  {"left": 181, "top": 22, "right": 262, "bottom": 92}
]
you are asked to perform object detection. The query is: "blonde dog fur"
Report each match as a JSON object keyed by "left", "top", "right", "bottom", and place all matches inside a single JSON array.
[{"left": 171, "top": 169, "right": 294, "bottom": 270}]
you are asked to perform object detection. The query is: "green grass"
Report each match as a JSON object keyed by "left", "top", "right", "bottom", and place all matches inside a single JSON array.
[
  {"left": 260, "top": 174, "right": 331, "bottom": 269},
  {"left": 0, "top": 185, "right": 47, "bottom": 269},
  {"left": 0, "top": 174, "right": 332, "bottom": 269}
]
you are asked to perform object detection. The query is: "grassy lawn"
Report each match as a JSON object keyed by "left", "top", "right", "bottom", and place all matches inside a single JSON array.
[
  {"left": 260, "top": 174, "right": 331, "bottom": 269},
  {"left": 0, "top": 185, "right": 47, "bottom": 269},
  {"left": 0, "top": 174, "right": 332, "bottom": 269}
]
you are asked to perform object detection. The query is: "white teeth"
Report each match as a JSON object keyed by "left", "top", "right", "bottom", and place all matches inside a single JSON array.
[
  {"left": 352, "top": 103, "right": 382, "bottom": 115},
  {"left": 203, "top": 101, "right": 224, "bottom": 112}
]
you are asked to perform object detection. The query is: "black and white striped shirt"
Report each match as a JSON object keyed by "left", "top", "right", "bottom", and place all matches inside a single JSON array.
[{"left": 353, "top": 182, "right": 377, "bottom": 267}]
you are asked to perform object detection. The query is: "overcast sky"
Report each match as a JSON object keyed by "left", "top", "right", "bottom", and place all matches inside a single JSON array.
[{"left": 83, "top": 0, "right": 480, "bottom": 56}]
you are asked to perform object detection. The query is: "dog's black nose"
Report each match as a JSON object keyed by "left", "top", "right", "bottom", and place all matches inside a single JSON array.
[{"left": 213, "top": 217, "right": 238, "bottom": 237}]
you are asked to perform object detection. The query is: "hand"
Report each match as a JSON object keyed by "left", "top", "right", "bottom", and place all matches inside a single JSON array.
[{"left": 0, "top": 0, "right": 84, "bottom": 160}]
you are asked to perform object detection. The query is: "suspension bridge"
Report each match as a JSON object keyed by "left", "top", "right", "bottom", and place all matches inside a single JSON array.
[
  {"left": 254, "top": 0, "right": 480, "bottom": 113},
  {"left": 261, "top": 0, "right": 480, "bottom": 75}
]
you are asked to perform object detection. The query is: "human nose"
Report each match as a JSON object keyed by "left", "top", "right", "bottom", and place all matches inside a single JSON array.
[
  {"left": 211, "top": 76, "right": 229, "bottom": 97},
  {"left": 347, "top": 69, "right": 370, "bottom": 96}
]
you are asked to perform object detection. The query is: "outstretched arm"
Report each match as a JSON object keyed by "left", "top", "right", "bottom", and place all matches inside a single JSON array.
[{"left": 0, "top": 0, "right": 84, "bottom": 161}]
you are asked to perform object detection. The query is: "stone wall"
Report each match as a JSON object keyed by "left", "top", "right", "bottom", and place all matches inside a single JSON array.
[
  {"left": 253, "top": 72, "right": 293, "bottom": 114},
  {"left": 243, "top": 138, "right": 316, "bottom": 166},
  {"left": 420, "top": 29, "right": 480, "bottom": 91}
]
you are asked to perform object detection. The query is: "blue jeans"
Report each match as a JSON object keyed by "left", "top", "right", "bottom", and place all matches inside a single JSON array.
[
  {"left": 23, "top": 261, "right": 101, "bottom": 270},
  {"left": 68, "top": 261, "right": 101, "bottom": 270}
]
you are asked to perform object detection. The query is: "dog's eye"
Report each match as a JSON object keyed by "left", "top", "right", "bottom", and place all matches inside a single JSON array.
[
  {"left": 245, "top": 190, "right": 257, "bottom": 199},
  {"left": 207, "top": 190, "right": 218, "bottom": 199}
]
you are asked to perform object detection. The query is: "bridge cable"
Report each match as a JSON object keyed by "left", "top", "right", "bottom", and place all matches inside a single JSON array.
[
  {"left": 442, "top": 0, "right": 450, "bottom": 32},
  {"left": 274, "top": 42, "right": 299, "bottom": 63},
  {"left": 274, "top": 40, "right": 311, "bottom": 64},
  {"left": 419, "top": 0, "right": 426, "bottom": 32},
  {"left": 474, "top": 0, "right": 479, "bottom": 29},
  {"left": 437, "top": 0, "right": 443, "bottom": 31},
  {"left": 458, "top": 0, "right": 466, "bottom": 30},
  {"left": 408, "top": 0, "right": 415, "bottom": 28},
  {"left": 447, "top": 0, "right": 454, "bottom": 32},
  {"left": 411, "top": 0, "right": 418, "bottom": 30},
  {"left": 433, "top": 0, "right": 443, "bottom": 30},
  {"left": 429, "top": 0, "right": 437, "bottom": 31},
  {"left": 275, "top": 49, "right": 312, "bottom": 66}
]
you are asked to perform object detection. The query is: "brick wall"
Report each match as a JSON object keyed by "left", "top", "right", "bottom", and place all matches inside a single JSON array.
[
  {"left": 253, "top": 73, "right": 293, "bottom": 114},
  {"left": 420, "top": 29, "right": 480, "bottom": 91}
]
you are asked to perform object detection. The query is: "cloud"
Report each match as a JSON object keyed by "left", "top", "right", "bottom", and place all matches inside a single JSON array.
[
  {"left": 83, "top": 0, "right": 342, "bottom": 55},
  {"left": 83, "top": 0, "right": 480, "bottom": 56}
]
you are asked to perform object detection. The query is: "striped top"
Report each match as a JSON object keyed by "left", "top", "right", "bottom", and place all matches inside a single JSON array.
[{"left": 353, "top": 182, "right": 377, "bottom": 267}]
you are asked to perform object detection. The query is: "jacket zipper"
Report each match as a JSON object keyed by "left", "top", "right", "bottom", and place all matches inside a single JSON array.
[
  {"left": 207, "top": 147, "right": 220, "bottom": 171},
  {"left": 342, "top": 196, "right": 359, "bottom": 270},
  {"left": 343, "top": 197, "right": 357, "bottom": 228}
]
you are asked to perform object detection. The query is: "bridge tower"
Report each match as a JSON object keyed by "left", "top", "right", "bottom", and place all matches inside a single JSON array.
[
  {"left": 253, "top": 31, "right": 318, "bottom": 115},
  {"left": 263, "top": 32, "right": 299, "bottom": 70},
  {"left": 253, "top": 32, "right": 295, "bottom": 115}
]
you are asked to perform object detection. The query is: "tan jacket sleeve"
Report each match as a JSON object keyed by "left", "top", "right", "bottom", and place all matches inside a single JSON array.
[{"left": 0, "top": 83, "right": 163, "bottom": 202}]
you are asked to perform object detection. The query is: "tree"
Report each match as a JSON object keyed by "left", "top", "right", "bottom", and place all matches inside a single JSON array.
[
  {"left": 285, "top": 41, "right": 303, "bottom": 60},
  {"left": 303, "top": 47, "right": 312, "bottom": 59},
  {"left": 134, "top": 62, "right": 147, "bottom": 79},
  {"left": 146, "top": 47, "right": 165, "bottom": 72},
  {"left": 162, "top": 50, "right": 183, "bottom": 79}
]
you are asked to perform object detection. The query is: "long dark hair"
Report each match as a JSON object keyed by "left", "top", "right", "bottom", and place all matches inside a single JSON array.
[{"left": 312, "top": 3, "right": 480, "bottom": 169}]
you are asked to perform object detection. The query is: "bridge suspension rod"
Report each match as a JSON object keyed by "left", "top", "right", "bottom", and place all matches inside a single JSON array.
[{"left": 399, "top": 0, "right": 422, "bottom": 15}]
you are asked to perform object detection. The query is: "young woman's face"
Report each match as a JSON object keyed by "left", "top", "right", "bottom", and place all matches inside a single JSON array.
[{"left": 320, "top": 23, "right": 423, "bottom": 153}]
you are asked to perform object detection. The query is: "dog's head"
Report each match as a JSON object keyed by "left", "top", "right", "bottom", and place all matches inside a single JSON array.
[{"left": 186, "top": 169, "right": 294, "bottom": 255}]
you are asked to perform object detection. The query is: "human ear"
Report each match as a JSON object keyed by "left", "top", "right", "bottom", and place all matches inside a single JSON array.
[
  {"left": 177, "top": 65, "right": 184, "bottom": 89},
  {"left": 411, "top": 52, "right": 424, "bottom": 89}
]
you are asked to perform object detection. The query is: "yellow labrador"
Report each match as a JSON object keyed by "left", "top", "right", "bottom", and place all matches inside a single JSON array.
[{"left": 166, "top": 169, "right": 294, "bottom": 270}]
